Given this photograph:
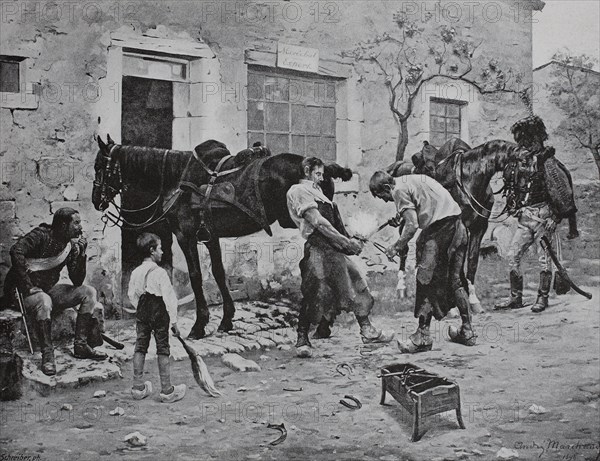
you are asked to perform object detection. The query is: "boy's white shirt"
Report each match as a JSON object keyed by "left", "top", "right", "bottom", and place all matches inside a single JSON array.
[{"left": 128, "top": 260, "right": 178, "bottom": 324}]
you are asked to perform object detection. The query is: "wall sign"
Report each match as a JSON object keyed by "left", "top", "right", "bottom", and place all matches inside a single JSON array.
[{"left": 277, "top": 43, "right": 319, "bottom": 73}]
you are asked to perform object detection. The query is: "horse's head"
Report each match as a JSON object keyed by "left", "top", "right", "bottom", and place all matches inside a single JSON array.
[{"left": 92, "top": 134, "right": 121, "bottom": 212}]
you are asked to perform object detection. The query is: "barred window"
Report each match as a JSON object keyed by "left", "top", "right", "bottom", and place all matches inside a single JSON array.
[
  {"left": 429, "top": 98, "right": 466, "bottom": 148},
  {"left": 247, "top": 67, "right": 337, "bottom": 161}
]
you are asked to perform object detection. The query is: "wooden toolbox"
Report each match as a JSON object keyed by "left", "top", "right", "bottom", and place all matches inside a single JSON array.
[{"left": 379, "top": 363, "right": 465, "bottom": 441}]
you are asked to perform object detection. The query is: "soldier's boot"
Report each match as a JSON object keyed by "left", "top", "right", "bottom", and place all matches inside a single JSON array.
[
  {"left": 531, "top": 271, "right": 552, "bottom": 313},
  {"left": 35, "top": 319, "right": 56, "bottom": 376},
  {"left": 73, "top": 313, "right": 108, "bottom": 361},
  {"left": 494, "top": 270, "right": 524, "bottom": 310}
]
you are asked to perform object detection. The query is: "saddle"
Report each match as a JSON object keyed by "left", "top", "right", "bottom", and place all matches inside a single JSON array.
[
  {"left": 412, "top": 138, "right": 471, "bottom": 187},
  {"left": 179, "top": 140, "right": 273, "bottom": 238}
]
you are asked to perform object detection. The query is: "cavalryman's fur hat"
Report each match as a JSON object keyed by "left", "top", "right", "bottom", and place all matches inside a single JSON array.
[{"left": 510, "top": 115, "right": 548, "bottom": 145}]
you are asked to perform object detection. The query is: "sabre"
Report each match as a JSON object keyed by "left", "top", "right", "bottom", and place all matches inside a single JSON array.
[
  {"left": 540, "top": 236, "right": 592, "bottom": 300},
  {"left": 14, "top": 288, "right": 34, "bottom": 355}
]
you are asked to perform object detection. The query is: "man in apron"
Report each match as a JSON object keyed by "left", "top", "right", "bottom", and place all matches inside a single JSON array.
[
  {"left": 370, "top": 169, "right": 477, "bottom": 353},
  {"left": 3, "top": 207, "right": 107, "bottom": 376},
  {"left": 287, "top": 157, "right": 395, "bottom": 358}
]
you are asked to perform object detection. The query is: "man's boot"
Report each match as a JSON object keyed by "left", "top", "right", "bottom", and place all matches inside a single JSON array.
[
  {"left": 567, "top": 214, "right": 579, "bottom": 240},
  {"left": 494, "top": 270, "right": 524, "bottom": 310},
  {"left": 397, "top": 326, "right": 433, "bottom": 353},
  {"left": 35, "top": 319, "right": 56, "bottom": 376},
  {"left": 531, "top": 271, "right": 552, "bottom": 313},
  {"left": 449, "top": 287, "right": 477, "bottom": 346},
  {"left": 356, "top": 315, "right": 395, "bottom": 344},
  {"left": 295, "top": 316, "right": 312, "bottom": 358},
  {"left": 74, "top": 313, "right": 108, "bottom": 360}
]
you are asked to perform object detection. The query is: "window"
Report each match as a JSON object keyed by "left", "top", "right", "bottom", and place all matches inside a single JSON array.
[
  {"left": 247, "top": 67, "right": 337, "bottom": 161},
  {"left": 0, "top": 56, "right": 26, "bottom": 93},
  {"left": 429, "top": 98, "right": 466, "bottom": 148}
]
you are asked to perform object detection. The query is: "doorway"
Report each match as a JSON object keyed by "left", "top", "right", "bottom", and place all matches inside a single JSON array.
[{"left": 120, "top": 76, "right": 174, "bottom": 306}]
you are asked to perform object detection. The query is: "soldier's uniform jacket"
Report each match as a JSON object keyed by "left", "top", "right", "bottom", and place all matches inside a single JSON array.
[
  {"left": 4, "top": 224, "right": 86, "bottom": 298},
  {"left": 503, "top": 146, "right": 576, "bottom": 219}
]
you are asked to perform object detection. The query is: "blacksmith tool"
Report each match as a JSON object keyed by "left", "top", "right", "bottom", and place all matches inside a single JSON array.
[{"left": 14, "top": 288, "right": 33, "bottom": 355}]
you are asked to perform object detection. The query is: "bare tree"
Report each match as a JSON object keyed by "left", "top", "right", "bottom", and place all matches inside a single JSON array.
[
  {"left": 343, "top": 12, "right": 521, "bottom": 161},
  {"left": 546, "top": 52, "right": 600, "bottom": 178}
]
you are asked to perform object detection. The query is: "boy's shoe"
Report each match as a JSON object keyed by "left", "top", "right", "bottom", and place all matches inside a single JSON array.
[
  {"left": 159, "top": 384, "right": 186, "bottom": 403},
  {"left": 131, "top": 381, "right": 153, "bottom": 400}
]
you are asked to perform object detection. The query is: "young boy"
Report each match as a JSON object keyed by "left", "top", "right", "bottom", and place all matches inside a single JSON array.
[{"left": 128, "top": 233, "right": 186, "bottom": 402}]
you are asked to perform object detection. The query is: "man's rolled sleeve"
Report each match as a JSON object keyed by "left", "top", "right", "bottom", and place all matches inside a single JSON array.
[
  {"left": 393, "top": 187, "right": 416, "bottom": 217},
  {"left": 288, "top": 187, "right": 318, "bottom": 218}
]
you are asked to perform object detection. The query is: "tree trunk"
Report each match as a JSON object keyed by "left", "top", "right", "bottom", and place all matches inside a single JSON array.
[
  {"left": 590, "top": 147, "right": 600, "bottom": 179},
  {"left": 396, "top": 118, "right": 409, "bottom": 162}
]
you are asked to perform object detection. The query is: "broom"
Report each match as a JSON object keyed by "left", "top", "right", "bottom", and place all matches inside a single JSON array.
[{"left": 172, "top": 328, "right": 221, "bottom": 397}]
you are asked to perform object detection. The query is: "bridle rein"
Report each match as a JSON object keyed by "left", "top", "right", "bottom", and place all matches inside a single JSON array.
[{"left": 95, "top": 144, "right": 181, "bottom": 230}]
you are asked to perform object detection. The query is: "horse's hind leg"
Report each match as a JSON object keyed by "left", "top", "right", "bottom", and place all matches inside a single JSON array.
[
  {"left": 175, "top": 229, "right": 210, "bottom": 340},
  {"left": 205, "top": 239, "right": 235, "bottom": 332}
]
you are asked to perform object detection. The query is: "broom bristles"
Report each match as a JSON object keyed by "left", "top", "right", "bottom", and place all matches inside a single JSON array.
[{"left": 176, "top": 336, "right": 222, "bottom": 397}]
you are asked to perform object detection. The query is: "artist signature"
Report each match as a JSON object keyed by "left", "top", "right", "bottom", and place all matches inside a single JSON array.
[{"left": 514, "top": 440, "right": 600, "bottom": 459}]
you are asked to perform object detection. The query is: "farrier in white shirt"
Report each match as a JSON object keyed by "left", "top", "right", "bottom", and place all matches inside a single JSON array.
[{"left": 128, "top": 260, "right": 178, "bottom": 324}]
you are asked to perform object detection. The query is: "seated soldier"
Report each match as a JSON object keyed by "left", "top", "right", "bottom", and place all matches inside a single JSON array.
[{"left": 3, "top": 208, "right": 107, "bottom": 376}]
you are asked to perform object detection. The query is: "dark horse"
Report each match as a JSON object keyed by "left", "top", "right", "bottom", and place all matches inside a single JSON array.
[
  {"left": 390, "top": 138, "right": 578, "bottom": 309},
  {"left": 92, "top": 136, "right": 353, "bottom": 339},
  {"left": 390, "top": 139, "right": 530, "bottom": 309}
]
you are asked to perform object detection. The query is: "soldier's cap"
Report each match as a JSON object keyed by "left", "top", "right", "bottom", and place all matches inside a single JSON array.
[{"left": 510, "top": 115, "right": 548, "bottom": 141}]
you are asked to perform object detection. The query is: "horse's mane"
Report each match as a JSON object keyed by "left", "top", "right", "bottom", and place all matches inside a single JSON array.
[
  {"left": 450, "top": 139, "right": 521, "bottom": 181},
  {"left": 114, "top": 145, "right": 192, "bottom": 186}
]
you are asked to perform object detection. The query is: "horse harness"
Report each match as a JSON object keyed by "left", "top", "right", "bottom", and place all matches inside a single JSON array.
[
  {"left": 98, "top": 145, "right": 181, "bottom": 230},
  {"left": 98, "top": 144, "right": 272, "bottom": 238},
  {"left": 180, "top": 148, "right": 272, "bottom": 240}
]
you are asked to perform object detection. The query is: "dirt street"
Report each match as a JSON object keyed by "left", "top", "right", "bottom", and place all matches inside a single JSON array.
[
  {"left": 1, "top": 279, "right": 598, "bottom": 461},
  {"left": 2, "top": 184, "right": 599, "bottom": 461}
]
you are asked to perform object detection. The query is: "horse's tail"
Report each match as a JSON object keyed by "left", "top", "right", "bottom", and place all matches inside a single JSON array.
[{"left": 324, "top": 163, "right": 353, "bottom": 182}]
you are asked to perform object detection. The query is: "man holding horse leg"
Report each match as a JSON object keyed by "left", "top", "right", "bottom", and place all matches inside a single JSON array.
[
  {"left": 287, "top": 157, "right": 395, "bottom": 358},
  {"left": 3, "top": 207, "right": 107, "bottom": 376},
  {"left": 370, "top": 169, "right": 476, "bottom": 353},
  {"left": 494, "top": 115, "right": 577, "bottom": 313}
]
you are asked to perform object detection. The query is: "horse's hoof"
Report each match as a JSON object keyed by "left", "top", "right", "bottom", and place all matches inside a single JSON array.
[
  {"left": 187, "top": 329, "right": 206, "bottom": 340},
  {"left": 217, "top": 319, "right": 234, "bottom": 332}
]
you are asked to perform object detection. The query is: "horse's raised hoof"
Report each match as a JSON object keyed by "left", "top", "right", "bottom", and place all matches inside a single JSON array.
[{"left": 217, "top": 318, "right": 234, "bottom": 332}]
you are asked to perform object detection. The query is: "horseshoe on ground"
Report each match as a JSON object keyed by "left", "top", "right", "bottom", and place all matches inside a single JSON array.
[
  {"left": 339, "top": 395, "right": 362, "bottom": 410},
  {"left": 267, "top": 423, "right": 287, "bottom": 446},
  {"left": 336, "top": 363, "right": 354, "bottom": 378}
]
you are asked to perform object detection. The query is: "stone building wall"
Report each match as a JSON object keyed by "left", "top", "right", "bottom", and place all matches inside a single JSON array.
[{"left": 0, "top": 0, "right": 540, "bottom": 310}]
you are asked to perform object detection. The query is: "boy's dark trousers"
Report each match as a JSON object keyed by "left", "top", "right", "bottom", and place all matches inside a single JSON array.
[{"left": 133, "top": 293, "right": 172, "bottom": 393}]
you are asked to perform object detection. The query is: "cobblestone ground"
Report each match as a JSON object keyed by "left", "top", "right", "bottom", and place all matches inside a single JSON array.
[{"left": 16, "top": 299, "right": 299, "bottom": 394}]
